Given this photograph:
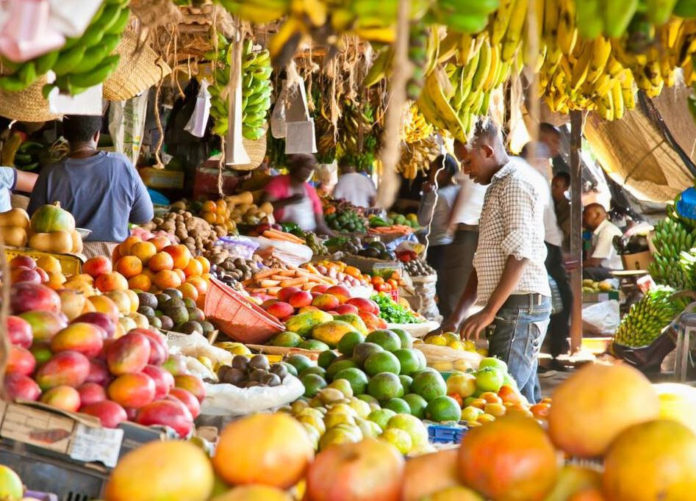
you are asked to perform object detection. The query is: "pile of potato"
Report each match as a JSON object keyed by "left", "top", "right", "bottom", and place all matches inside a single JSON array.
[
  {"left": 142, "top": 210, "right": 224, "bottom": 255},
  {"left": 200, "top": 191, "right": 274, "bottom": 228}
]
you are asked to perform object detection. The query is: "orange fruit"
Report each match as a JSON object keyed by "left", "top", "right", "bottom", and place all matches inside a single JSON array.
[
  {"left": 196, "top": 256, "right": 210, "bottom": 274},
  {"left": 178, "top": 282, "right": 199, "bottom": 302},
  {"left": 183, "top": 258, "right": 203, "bottom": 277},
  {"left": 128, "top": 274, "right": 152, "bottom": 292},
  {"left": 130, "top": 241, "right": 157, "bottom": 264},
  {"left": 115, "top": 256, "right": 143, "bottom": 279},
  {"left": 163, "top": 244, "right": 192, "bottom": 270},
  {"left": 118, "top": 236, "right": 141, "bottom": 256},
  {"left": 174, "top": 269, "right": 186, "bottom": 282},
  {"left": 95, "top": 272, "right": 129, "bottom": 293},
  {"left": 187, "top": 276, "right": 209, "bottom": 296},
  {"left": 202, "top": 200, "right": 216, "bottom": 213},
  {"left": 148, "top": 252, "right": 174, "bottom": 272},
  {"left": 530, "top": 403, "right": 550, "bottom": 419},
  {"left": 148, "top": 236, "right": 171, "bottom": 252},
  {"left": 480, "top": 392, "right": 503, "bottom": 405},
  {"left": 154, "top": 270, "right": 182, "bottom": 290}
]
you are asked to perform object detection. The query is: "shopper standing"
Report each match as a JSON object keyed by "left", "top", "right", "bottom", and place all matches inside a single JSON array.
[
  {"left": 417, "top": 154, "right": 460, "bottom": 314},
  {"left": 441, "top": 120, "right": 551, "bottom": 403},
  {"left": 332, "top": 157, "right": 376, "bottom": 208}
]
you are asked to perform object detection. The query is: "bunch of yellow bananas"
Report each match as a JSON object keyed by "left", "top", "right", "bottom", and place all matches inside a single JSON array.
[
  {"left": 397, "top": 135, "right": 440, "bottom": 180},
  {"left": 401, "top": 103, "right": 433, "bottom": 143}
]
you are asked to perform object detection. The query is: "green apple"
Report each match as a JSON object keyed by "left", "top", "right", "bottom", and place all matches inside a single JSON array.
[{"left": 446, "top": 371, "right": 478, "bottom": 398}]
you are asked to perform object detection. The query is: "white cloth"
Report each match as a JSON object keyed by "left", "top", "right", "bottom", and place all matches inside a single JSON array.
[
  {"left": 0, "top": 166, "right": 17, "bottom": 213},
  {"left": 332, "top": 172, "right": 376, "bottom": 208},
  {"left": 451, "top": 172, "right": 487, "bottom": 226},
  {"left": 473, "top": 157, "right": 551, "bottom": 305},
  {"left": 591, "top": 219, "right": 624, "bottom": 270},
  {"left": 418, "top": 184, "right": 460, "bottom": 246},
  {"left": 283, "top": 184, "right": 316, "bottom": 231}
]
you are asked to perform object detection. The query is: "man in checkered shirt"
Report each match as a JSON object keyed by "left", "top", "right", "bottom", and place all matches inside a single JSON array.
[{"left": 441, "top": 119, "right": 551, "bottom": 403}]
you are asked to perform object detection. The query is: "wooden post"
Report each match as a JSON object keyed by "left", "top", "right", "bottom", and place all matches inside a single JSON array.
[{"left": 569, "top": 110, "right": 583, "bottom": 353}]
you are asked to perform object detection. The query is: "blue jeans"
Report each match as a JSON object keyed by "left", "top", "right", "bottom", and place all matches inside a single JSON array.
[{"left": 486, "top": 294, "right": 551, "bottom": 403}]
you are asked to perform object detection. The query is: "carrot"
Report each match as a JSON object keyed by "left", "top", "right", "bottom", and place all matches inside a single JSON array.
[
  {"left": 254, "top": 268, "right": 280, "bottom": 280},
  {"left": 260, "top": 279, "right": 281, "bottom": 287},
  {"left": 280, "top": 277, "right": 306, "bottom": 287}
]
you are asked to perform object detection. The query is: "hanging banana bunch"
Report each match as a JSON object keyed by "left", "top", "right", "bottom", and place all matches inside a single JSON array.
[
  {"left": 397, "top": 135, "right": 440, "bottom": 180},
  {"left": 0, "top": 0, "right": 129, "bottom": 95},
  {"left": 401, "top": 103, "right": 433, "bottom": 143}
]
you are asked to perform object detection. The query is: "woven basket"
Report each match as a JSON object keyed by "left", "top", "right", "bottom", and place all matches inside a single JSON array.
[
  {"left": 103, "top": 30, "right": 171, "bottom": 101},
  {"left": 232, "top": 133, "right": 267, "bottom": 171},
  {"left": 0, "top": 76, "right": 60, "bottom": 122}
]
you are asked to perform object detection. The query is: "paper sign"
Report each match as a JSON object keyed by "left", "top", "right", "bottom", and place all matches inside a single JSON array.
[
  {"left": 0, "top": 403, "right": 74, "bottom": 453},
  {"left": 69, "top": 423, "right": 124, "bottom": 468}
]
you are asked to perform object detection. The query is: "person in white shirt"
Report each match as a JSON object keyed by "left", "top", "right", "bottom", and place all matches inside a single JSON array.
[
  {"left": 0, "top": 166, "right": 36, "bottom": 212},
  {"left": 438, "top": 119, "right": 551, "bottom": 403},
  {"left": 583, "top": 203, "right": 624, "bottom": 280},
  {"left": 332, "top": 158, "right": 376, "bottom": 208},
  {"left": 418, "top": 154, "right": 460, "bottom": 315}
]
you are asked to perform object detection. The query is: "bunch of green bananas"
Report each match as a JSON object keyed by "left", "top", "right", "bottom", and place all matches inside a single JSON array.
[
  {"left": 0, "top": 0, "right": 129, "bottom": 95},
  {"left": 647, "top": 216, "right": 695, "bottom": 290},
  {"left": 209, "top": 37, "right": 273, "bottom": 141},
  {"left": 427, "top": 0, "right": 501, "bottom": 35},
  {"left": 407, "top": 23, "right": 429, "bottom": 100},
  {"left": 614, "top": 286, "right": 689, "bottom": 347}
]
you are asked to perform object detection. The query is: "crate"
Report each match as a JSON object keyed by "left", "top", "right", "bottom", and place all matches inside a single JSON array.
[
  {"left": 0, "top": 439, "right": 108, "bottom": 501},
  {"left": 4, "top": 247, "right": 83, "bottom": 275},
  {"left": 204, "top": 278, "right": 285, "bottom": 344},
  {"left": 582, "top": 291, "right": 620, "bottom": 303},
  {"left": 139, "top": 167, "right": 185, "bottom": 190},
  {"left": 427, "top": 423, "right": 468, "bottom": 444}
]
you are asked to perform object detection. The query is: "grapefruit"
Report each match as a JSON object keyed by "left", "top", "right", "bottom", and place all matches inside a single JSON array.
[
  {"left": 548, "top": 363, "right": 659, "bottom": 458},
  {"left": 104, "top": 441, "right": 214, "bottom": 501},
  {"left": 368, "top": 372, "right": 403, "bottom": 401},
  {"left": 426, "top": 396, "right": 461, "bottom": 422},
  {"left": 603, "top": 419, "right": 696, "bottom": 501},
  {"left": 364, "top": 351, "right": 401, "bottom": 376}
]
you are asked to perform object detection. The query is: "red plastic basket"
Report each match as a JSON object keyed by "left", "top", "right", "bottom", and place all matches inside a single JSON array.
[{"left": 204, "top": 278, "right": 285, "bottom": 344}]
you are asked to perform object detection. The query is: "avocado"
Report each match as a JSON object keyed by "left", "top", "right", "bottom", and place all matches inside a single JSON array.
[
  {"left": 188, "top": 308, "right": 205, "bottom": 323},
  {"left": 164, "top": 288, "right": 183, "bottom": 300},
  {"left": 179, "top": 321, "right": 204, "bottom": 335},
  {"left": 138, "top": 305, "right": 156, "bottom": 318},
  {"left": 138, "top": 292, "right": 158, "bottom": 310},
  {"left": 160, "top": 315, "right": 174, "bottom": 331},
  {"left": 168, "top": 305, "right": 189, "bottom": 325}
]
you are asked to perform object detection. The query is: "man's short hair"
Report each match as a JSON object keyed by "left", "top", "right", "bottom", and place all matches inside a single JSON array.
[
  {"left": 63, "top": 115, "right": 102, "bottom": 143},
  {"left": 553, "top": 171, "right": 571, "bottom": 187},
  {"left": 432, "top": 154, "right": 459, "bottom": 177},
  {"left": 584, "top": 202, "right": 606, "bottom": 214},
  {"left": 539, "top": 122, "right": 561, "bottom": 137}
]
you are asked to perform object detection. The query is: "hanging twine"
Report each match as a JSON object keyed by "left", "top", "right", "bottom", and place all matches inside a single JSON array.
[{"left": 0, "top": 234, "right": 10, "bottom": 399}]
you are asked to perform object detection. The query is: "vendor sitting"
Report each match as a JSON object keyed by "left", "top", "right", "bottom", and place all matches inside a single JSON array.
[
  {"left": 262, "top": 154, "right": 334, "bottom": 235},
  {"left": 583, "top": 202, "right": 624, "bottom": 280},
  {"left": 27, "top": 115, "right": 153, "bottom": 258}
]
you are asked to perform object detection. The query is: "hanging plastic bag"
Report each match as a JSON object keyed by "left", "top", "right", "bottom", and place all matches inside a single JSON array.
[
  {"left": 270, "top": 80, "right": 288, "bottom": 139},
  {"left": 184, "top": 79, "right": 211, "bottom": 138},
  {"left": 0, "top": 0, "right": 65, "bottom": 62},
  {"left": 582, "top": 300, "right": 620, "bottom": 335}
]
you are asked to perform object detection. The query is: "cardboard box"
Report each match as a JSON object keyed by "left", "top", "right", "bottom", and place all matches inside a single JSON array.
[{"left": 621, "top": 250, "right": 653, "bottom": 271}]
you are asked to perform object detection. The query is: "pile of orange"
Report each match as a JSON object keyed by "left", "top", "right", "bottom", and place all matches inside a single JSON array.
[{"left": 112, "top": 235, "right": 210, "bottom": 304}]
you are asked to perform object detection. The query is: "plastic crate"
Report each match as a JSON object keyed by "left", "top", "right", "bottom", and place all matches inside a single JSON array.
[
  {"left": 427, "top": 423, "right": 468, "bottom": 444},
  {"left": 0, "top": 440, "right": 107, "bottom": 501},
  {"left": 204, "top": 278, "right": 285, "bottom": 344},
  {"left": 4, "top": 247, "right": 82, "bottom": 276}
]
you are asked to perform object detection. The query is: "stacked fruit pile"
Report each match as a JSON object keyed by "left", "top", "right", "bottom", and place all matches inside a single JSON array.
[
  {"left": 208, "top": 37, "right": 273, "bottom": 140},
  {"left": 324, "top": 202, "right": 368, "bottom": 233},
  {"left": 217, "top": 354, "right": 289, "bottom": 389},
  {"left": 4, "top": 278, "right": 205, "bottom": 437},
  {"left": 0, "top": 0, "right": 129, "bottom": 94},
  {"left": 648, "top": 215, "right": 694, "bottom": 289},
  {"left": 4, "top": 254, "right": 71, "bottom": 291},
  {"left": 135, "top": 289, "right": 214, "bottom": 336},
  {"left": 304, "top": 261, "right": 371, "bottom": 288},
  {"left": 141, "top": 209, "right": 224, "bottom": 256},
  {"left": 4, "top": 203, "right": 84, "bottom": 254},
  {"left": 582, "top": 278, "right": 616, "bottom": 293},
  {"left": 614, "top": 286, "right": 690, "bottom": 347}
]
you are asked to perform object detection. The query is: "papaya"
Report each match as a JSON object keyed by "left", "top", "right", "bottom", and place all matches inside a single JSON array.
[
  {"left": 333, "top": 314, "right": 369, "bottom": 335},
  {"left": 29, "top": 231, "right": 73, "bottom": 254},
  {"left": 311, "top": 320, "right": 356, "bottom": 348},
  {"left": 285, "top": 310, "right": 334, "bottom": 336},
  {"left": 0, "top": 226, "right": 27, "bottom": 247},
  {"left": 30, "top": 202, "right": 75, "bottom": 233},
  {"left": 0, "top": 208, "right": 30, "bottom": 229}
]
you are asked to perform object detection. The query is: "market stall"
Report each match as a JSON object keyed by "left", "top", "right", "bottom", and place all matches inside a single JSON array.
[{"left": 0, "top": 0, "right": 696, "bottom": 499}]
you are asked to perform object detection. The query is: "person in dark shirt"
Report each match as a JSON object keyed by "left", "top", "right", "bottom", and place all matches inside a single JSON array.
[
  {"left": 552, "top": 172, "right": 571, "bottom": 250},
  {"left": 28, "top": 115, "right": 153, "bottom": 257}
]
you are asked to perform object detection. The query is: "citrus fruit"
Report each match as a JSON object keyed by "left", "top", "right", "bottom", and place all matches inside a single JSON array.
[
  {"left": 392, "top": 349, "right": 420, "bottom": 376},
  {"left": 318, "top": 350, "right": 338, "bottom": 368},
  {"left": 269, "top": 331, "right": 302, "bottom": 347},
  {"left": 381, "top": 427, "right": 412, "bottom": 454},
  {"left": 399, "top": 375, "right": 413, "bottom": 393},
  {"left": 298, "top": 339, "right": 331, "bottom": 351},
  {"left": 301, "top": 374, "right": 327, "bottom": 398},
  {"left": 426, "top": 396, "right": 462, "bottom": 422},
  {"left": 327, "top": 359, "right": 358, "bottom": 379},
  {"left": 300, "top": 366, "right": 326, "bottom": 379},
  {"left": 337, "top": 331, "right": 365, "bottom": 356},
  {"left": 334, "top": 367, "right": 369, "bottom": 395},
  {"left": 387, "top": 413, "right": 429, "bottom": 449},
  {"left": 368, "top": 372, "right": 403, "bottom": 401},
  {"left": 368, "top": 408, "right": 397, "bottom": 429},
  {"left": 403, "top": 393, "right": 428, "bottom": 418},
  {"left": 391, "top": 328, "right": 413, "bottom": 349},
  {"left": 280, "top": 362, "right": 297, "bottom": 377},
  {"left": 364, "top": 351, "right": 401, "bottom": 376},
  {"left": 0, "top": 465, "right": 23, "bottom": 501},
  {"left": 287, "top": 354, "right": 313, "bottom": 374},
  {"left": 385, "top": 398, "right": 411, "bottom": 414},
  {"left": 351, "top": 342, "right": 384, "bottom": 367},
  {"left": 365, "top": 330, "right": 401, "bottom": 352},
  {"left": 412, "top": 369, "right": 447, "bottom": 402},
  {"left": 475, "top": 367, "right": 504, "bottom": 393},
  {"left": 479, "top": 356, "right": 508, "bottom": 373}
]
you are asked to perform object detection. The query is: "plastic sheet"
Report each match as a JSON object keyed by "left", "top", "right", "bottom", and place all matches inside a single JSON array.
[{"left": 200, "top": 374, "right": 305, "bottom": 416}]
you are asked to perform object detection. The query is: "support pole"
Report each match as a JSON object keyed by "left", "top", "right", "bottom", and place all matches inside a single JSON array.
[{"left": 569, "top": 110, "right": 583, "bottom": 353}]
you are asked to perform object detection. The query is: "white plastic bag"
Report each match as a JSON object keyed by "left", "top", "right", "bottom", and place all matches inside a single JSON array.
[
  {"left": 184, "top": 79, "right": 211, "bottom": 138},
  {"left": 200, "top": 375, "right": 305, "bottom": 416},
  {"left": 248, "top": 236, "right": 313, "bottom": 267},
  {"left": 582, "top": 300, "right": 621, "bottom": 335},
  {"left": 166, "top": 331, "right": 232, "bottom": 366}
]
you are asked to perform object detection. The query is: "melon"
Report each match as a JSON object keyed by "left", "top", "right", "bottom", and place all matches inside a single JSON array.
[{"left": 30, "top": 202, "right": 75, "bottom": 233}]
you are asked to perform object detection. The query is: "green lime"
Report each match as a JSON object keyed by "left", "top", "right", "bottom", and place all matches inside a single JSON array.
[
  {"left": 393, "top": 349, "right": 420, "bottom": 375},
  {"left": 367, "top": 372, "right": 403, "bottom": 401},
  {"left": 269, "top": 331, "right": 302, "bottom": 347},
  {"left": 364, "top": 351, "right": 401, "bottom": 376},
  {"left": 301, "top": 374, "right": 327, "bottom": 398},
  {"left": 384, "top": 397, "right": 411, "bottom": 414},
  {"left": 334, "top": 367, "right": 369, "bottom": 395},
  {"left": 357, "top": 394, "right": 379, "bottom": 406},
  {"left": 425, "top": 395, "right": 462, "bottom": 422},
  {"left": 411, "top": 369, "right": 447, "bottom": 402},
  {"left": 391, "top": 328, "right": 413, "bottom": 349},
  {"left": 365, "top": 330, "right": 401, "bottom": 352},
  {"left": 399, "top": 375, "right": 413, "bottom": 393},
  {"left": 287, "top": 354, "right": 314, "bottom": 374},
  {"left": 479, "top": 357, "right": 508, "bottom": 373},
  {"left": 337, "top": 331, "right": 365, "bottom": 356},
  {"left": 351, "top": 342, "right": 384, "bottom": 367},
  {"left": 475, "top": 366, "right": 504, "bottom": 393},
  {"left": 326, "top": 359, "right": 358, "bottom": 380},
  {"left": 317, "top": 350, "right": 338, "bottom": 369},
  {"left": 298, "top": 339, "right": 331, "bottom": 351},
  {"left": 403, "top": 393, "right": 428, "bottom": 418},
  {"left": 300, "top": 366, "right": 326, "bottom": 379},
  {"left": 280, "top": 361, "right": 298, "bottom": 377}
]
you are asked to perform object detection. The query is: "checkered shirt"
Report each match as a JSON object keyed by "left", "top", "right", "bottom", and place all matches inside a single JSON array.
[{"left": 473, "top": 157, "right": 551, "bottom": 305}]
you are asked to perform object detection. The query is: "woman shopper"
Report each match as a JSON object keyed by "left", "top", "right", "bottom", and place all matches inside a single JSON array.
[{"left": 418, "top": 154, "right": 460, "bottom": 316}]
